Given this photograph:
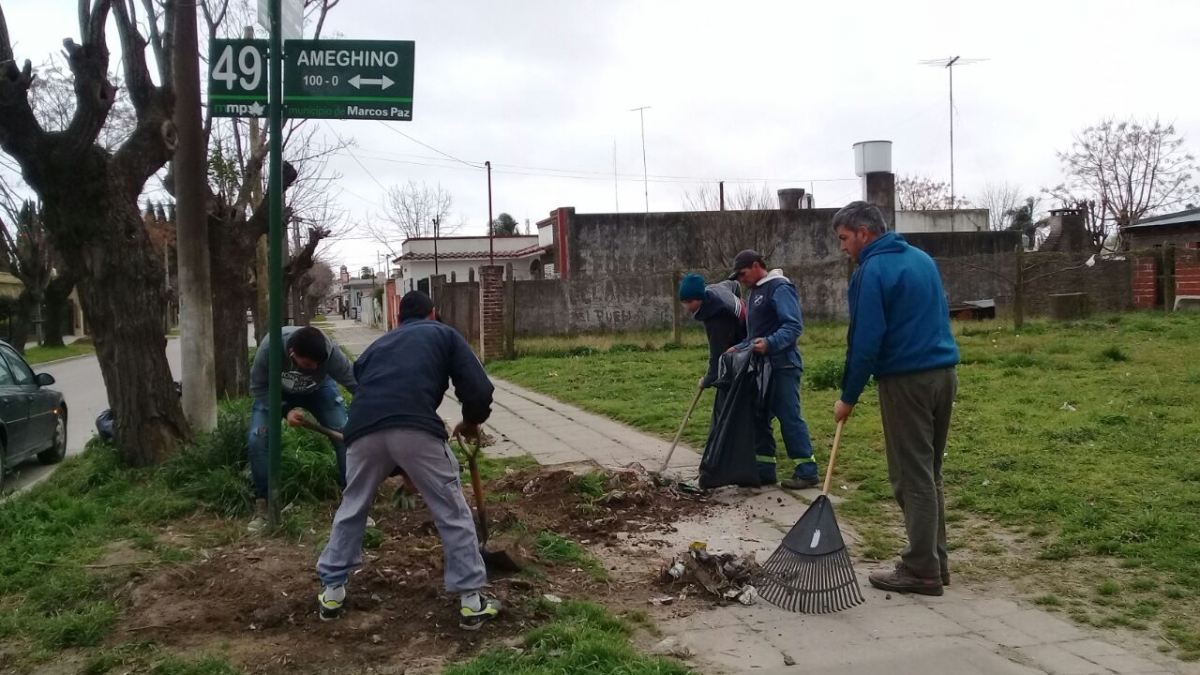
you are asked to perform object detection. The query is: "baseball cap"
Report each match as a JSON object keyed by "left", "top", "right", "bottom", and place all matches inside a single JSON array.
[{"left": 727, "top": 249, "right": 763, "bottom": 281}]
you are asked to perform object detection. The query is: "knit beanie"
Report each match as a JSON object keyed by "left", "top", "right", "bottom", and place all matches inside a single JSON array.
[{"left": 679, "top": 273, "right": 706, "bottom": 301}]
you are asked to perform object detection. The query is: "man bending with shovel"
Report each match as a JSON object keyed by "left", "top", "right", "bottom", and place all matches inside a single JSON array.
[
  {"left": 316, "top": 291, "right": 501, "bottom": 629},
  {"left": 248, "top": 326, "right": 358, "bottom": 533}
]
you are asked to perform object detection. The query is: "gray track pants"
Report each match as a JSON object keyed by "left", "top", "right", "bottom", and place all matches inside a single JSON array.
[{"left": 317, "top": 427, "right": 487, "bottom": 594}]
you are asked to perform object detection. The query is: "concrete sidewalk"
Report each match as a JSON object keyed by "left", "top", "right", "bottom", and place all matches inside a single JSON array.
[{"left": 329, "top": 320, "right": 1192, "bottom": 675}]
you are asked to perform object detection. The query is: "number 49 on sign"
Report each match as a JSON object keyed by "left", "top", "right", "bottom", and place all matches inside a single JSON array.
[{"left": 208, "top": 39, "right": 269, "bottom": 118}]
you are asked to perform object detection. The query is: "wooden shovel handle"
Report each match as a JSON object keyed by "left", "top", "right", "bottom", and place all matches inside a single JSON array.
[{"left": 821, "top": 420, "right": 846, "bottom": 496}]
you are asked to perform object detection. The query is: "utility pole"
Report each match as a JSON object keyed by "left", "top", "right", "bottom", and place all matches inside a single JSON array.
[
  {"left": 173, "top": 0, "right": 217, "bottom": 431},
  {"left": 719, "top": 181, "right": 725, "bottom": 211},
  {"left": 486, "top": 160, "right": 494, "bottom": 266},
  {"left": 921, "top": 56, "right": 985, "bottom": 207},
  {"left": 432, "top": 217, "right": 440, "bottom": 276},
  {"left": 613, "top": 139, "right": 619, "bottom": 213},
  {"left": 631, "top": 106, "right": 650, "bottom": 213}
]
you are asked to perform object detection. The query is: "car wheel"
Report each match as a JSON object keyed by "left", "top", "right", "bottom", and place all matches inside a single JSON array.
[{"left": 37, "top": 412, "right": 68, "bottom": 465}]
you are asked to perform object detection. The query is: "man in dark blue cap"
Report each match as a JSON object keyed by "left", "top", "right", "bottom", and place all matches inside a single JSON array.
[{"left": 727, "top": 250, "right": 820, "bottom": 489}]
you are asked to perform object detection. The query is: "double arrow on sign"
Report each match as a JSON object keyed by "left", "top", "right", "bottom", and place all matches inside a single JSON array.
[{"left": 349, "top": 74, "right": 395, "bottom": 90}]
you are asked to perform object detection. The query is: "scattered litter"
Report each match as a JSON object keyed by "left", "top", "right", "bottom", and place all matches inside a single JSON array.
[
  {"left": 649, "top": 596, "right": 675, "bottom": 607},
  {"left": 371, "top": 634, "right": 383, "bottom": 644},
  {"left": 542, "top": 594, "right": 563, "bottom": 604},
  {"left": 1060, "top": 402, "right": 1077, "bottom": 412},
  {"left": 982, "top": 479, "right": 992, "bottom": 487},
  {"left": 689, "top": 541, "right": 707, "bottom": 552},
  {"left": 886, "top": 593, "right": 892, "bottom": 600},
  {"left": 783, "top": 654, "right": 796, "bottom": 666},
  {"left": 659, "top": 547, "right": 760, "bottom": 605}
]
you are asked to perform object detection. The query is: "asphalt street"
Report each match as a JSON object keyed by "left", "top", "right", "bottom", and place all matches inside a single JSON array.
[{"left": 1, "top": 337, "right": 183, "bottom": 494}]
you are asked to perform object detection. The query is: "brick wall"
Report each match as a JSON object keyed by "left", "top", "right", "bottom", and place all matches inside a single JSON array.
[
  {"left": 479, "top": 265, "right": 505, "bottom": 362},
  {"left": 1176, "top": 248, "right": 1200, "bottom": 298},
  {"left": 1132, "top": 257, "right": 1158, "bottom": 308}
]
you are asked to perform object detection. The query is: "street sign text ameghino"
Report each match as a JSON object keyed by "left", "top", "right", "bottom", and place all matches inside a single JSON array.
[
  {"left": 208, "top": 39, "right": 415, "bottom": 121},
  {"left": 285, "top": 40, "right": 415, "bottom": 121}
]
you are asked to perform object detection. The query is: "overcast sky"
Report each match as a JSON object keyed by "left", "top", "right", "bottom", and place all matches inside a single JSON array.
[{"left": 5, "top": 0, "right": 1199, "bottom": 274}]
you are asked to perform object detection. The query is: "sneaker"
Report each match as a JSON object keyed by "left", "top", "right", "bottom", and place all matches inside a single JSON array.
[
  {"left": 780, "top": 476, "right": 820, "bottom": 490},
  {"left": 459, "top": 596, "right": 501, "bottom": 631},
  {"left": 247, "top": 499, "right": 268, "bottom": 534},
  {"left": 868, "top": 563, "right": 944, "bottom": 597},
  {"left": 318, "top": 585, "right": 346, "bottom": 621}
]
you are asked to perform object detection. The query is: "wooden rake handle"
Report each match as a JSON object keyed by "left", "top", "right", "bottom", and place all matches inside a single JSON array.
[
  {"left": 659, "top": 381, "right": 705, "bottom": 474},
  {"left": 821, "top": 420, "right": 846, "bottom": 496}
]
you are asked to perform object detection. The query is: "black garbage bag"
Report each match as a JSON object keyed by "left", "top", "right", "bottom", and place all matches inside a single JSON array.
[
  {"left": 699, "top": 349, "right": 772, "bottom": 489},
  {"left": 96, "top": 381, "right": 183, "bottom": 442}
]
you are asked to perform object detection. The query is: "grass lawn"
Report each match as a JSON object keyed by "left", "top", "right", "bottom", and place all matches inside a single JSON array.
[
  {"left": 489, "top": 312, "right": 1200, "bottom": 659},
  {"left": 22, "top": 342, "right": 96, "bottom": 365}
]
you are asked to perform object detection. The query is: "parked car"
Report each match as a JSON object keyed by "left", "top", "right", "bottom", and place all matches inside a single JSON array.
[{"left": 0, "top": 340, "right": 67, "bottom": 473}]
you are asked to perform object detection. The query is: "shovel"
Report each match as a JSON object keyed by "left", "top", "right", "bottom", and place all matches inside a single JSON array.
[{"left": 456, "top": 431, "right": 522, "bottom": 573}]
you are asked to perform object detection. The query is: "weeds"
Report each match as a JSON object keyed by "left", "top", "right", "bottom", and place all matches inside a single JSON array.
[
  {"left": 534, "top": 531, "right": 609, "bottom": 580},
  {"left": 805, "top": 359, "right": 844, "bottom": 390},
  {"left": 446, "top": 600, "right": 690, "bottom": 675}
]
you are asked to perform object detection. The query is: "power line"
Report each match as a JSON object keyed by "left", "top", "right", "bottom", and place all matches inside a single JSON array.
[{"left": 375, "top": 121, "right": 483, "bottom": 168}]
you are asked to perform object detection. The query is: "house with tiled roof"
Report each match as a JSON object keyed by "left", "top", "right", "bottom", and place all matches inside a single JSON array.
[{"left": 392, "top": 231, "right": 555, "bottom": 295}]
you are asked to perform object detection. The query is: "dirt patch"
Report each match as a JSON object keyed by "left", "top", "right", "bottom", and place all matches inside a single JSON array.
[
  {"left": 111, "top": 466, "right": 711, "bottom": 674},
  {"left": 94, "top": 540, "right": 155, "bottom": 569}
]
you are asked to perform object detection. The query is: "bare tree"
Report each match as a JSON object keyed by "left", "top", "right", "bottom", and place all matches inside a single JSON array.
[
  {"left": 297, "top": 258, "right": 334, "bottom": 320},
  {"left": 897, "top": 174, "right": 970, "bottom": 210},
  {"left": 0, "top": 0, "right": 189, "bottom": 465},
  {"left": 1046, "top": 117, "right": 1200, "bottom": 251},
  {"left": 685, "top": 183, "right": 791, "bottom": 269},
  {"left": 189, "top": 0, "right": 347, "bottom": 396},
  {"left": 366, "top": 181, "right": 457, "bottom": 257},
  {"left": 979, "top": 182, "right": 1022, "bottom": 231}
]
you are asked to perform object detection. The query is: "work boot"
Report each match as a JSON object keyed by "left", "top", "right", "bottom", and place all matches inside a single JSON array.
[
  {"left": 247, "top": 499, "right": 268, "bottom": 534},
  {"left": 318, "top": 584, "right": 346, "bottom": 621},
  {"left": 459, "top": 592, "right": 501, "bottom": 631},
  {"left": 780, "top": 475, "right": 820, "bottom": 490},
  {"left": 868, "top": 563, "right": 944, "bottom": 596}
]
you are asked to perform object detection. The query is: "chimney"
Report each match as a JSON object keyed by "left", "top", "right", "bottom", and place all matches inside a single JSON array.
[{"left": 778, "top": 188, "right": 807, "bottom": 210}]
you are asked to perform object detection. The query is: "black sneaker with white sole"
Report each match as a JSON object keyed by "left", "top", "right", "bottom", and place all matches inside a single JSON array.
[{"left": 458, "top": 596, "right": 501, "bottom": 631}]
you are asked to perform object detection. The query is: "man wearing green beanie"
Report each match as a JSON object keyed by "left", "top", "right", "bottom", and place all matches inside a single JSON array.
[{"left": 679, "top": 273, "right": 746, "bottom": 450}]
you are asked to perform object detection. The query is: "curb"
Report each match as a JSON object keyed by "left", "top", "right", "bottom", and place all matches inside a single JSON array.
[{"left": 28, "top": 352, "right": 96, "bottom": 368}]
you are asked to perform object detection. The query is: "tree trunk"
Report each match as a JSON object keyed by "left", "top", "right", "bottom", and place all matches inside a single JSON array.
[
  {"left": 9, "top": 288, "right": 36, "bottom": 354},
  {"left": 62, "top": 201, "right": 189, "bottom": 467},
  {"left": 254, "top": 235, "right": 268, "bottom": 344},
  {"left": 1012, "top": 245, "right": 1026, "bottom": 331},
  {"left": 41, "top": 274, "right": 74, "bottom": 348},
  {"left": 173, "top": 0, "right": 217, "bottom": 431},
  {"left": 208, "top": 208, "right": 255, "bottom": 399}
]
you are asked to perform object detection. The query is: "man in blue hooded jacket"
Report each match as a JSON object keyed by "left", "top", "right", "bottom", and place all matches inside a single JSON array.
[
  {"left": 726, "top": 251, "right": 819, "bottom": 489},
  {"left": 832, "top": 201, "right": 960, "bottom": 596}
]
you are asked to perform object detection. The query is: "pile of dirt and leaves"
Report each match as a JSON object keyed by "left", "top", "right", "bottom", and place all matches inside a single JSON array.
[{"left": 101, "top": 463, "right": 710, "bottom": 675}]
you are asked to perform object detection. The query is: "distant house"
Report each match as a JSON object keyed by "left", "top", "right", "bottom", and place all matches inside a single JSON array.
[
  {"left": 393, "top": 234, "right": 551, "bottom": 295},
  {"left": 1122, "top": 207, "right": 1200, "bottom": 310}
]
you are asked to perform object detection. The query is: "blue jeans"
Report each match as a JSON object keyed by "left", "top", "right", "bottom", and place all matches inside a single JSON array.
[
  {"left": 756, "top": 366, "right": 818, "bottom": 482},
  {"left": 248, "top": 378, "right": 348, "bottom": 499}
]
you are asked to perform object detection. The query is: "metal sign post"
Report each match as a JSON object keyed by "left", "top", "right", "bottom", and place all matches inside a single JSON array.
[{"left": 266, "top": 0, "right": 285, "bottom": 528}]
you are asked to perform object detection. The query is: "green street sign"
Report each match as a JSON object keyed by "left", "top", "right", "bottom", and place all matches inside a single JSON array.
[
  {"left": 284, "top": 40, "right": 415, "bottom": 121},
  {"left": 207, "top": 39, "right": 269, "bottom": 117}
]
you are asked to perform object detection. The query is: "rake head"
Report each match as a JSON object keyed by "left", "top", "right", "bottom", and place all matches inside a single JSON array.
[{"left": 754, "top": 495, "right": 864, "bottom": 613}]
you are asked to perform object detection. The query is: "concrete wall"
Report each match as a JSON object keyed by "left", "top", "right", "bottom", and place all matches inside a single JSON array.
[
  {"left": 935, "top": 252, "right": 1134, "bottom": 316},
  {"left": 513, "top": 275, "right": 675, "bottom": 336},
  {"left": 895, "top": 210, "right": 989, "bottom": 234}
]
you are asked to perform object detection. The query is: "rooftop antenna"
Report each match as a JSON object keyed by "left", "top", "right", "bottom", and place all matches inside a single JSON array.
[{"left": 920, "top": 56, "right": 987, "bottom": 207}]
